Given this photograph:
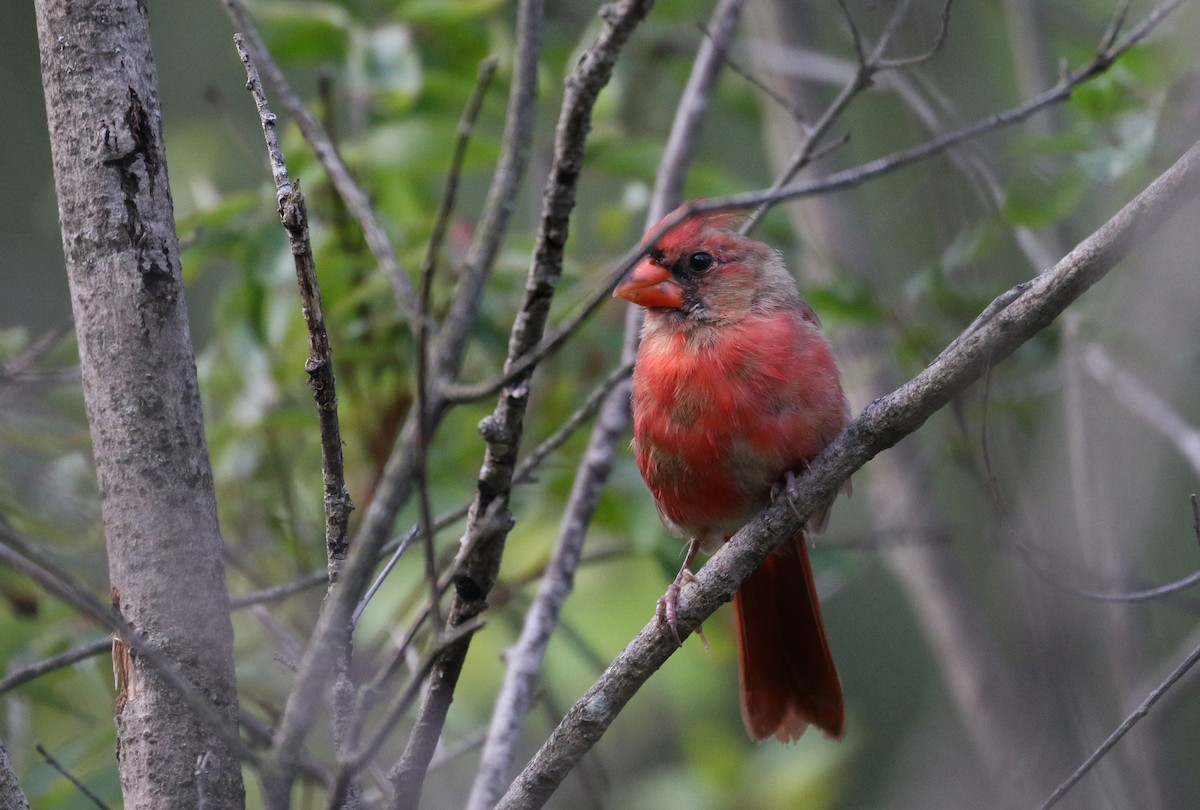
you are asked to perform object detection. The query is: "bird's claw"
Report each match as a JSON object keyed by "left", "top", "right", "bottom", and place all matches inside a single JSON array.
[
  {"left": 656, "top": 568, "right": 697, "bottom": 646},
  {"left": 773, "top": 469, "right": 805, "bottom": 519}
]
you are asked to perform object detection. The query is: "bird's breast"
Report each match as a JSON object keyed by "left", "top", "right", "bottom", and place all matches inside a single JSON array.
[{"left": 630, "top": 313, "right": 841, "bottom": 546}]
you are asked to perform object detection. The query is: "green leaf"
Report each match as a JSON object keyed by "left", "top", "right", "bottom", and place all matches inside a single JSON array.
[
  {"left": 257, "top": 2, "right": 354, "bottom": 65},
  {"left": 397, "top": 0, "right": 506, "bottom": 27}
]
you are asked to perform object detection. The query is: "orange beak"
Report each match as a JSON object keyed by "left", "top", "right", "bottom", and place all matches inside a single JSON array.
[{"left": 613, "top": 258, "right": 684, "bottom": 309}]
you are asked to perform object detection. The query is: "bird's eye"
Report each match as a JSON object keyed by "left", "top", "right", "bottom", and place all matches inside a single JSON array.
[{"left": 688, "top": 251, "right": 714, "bottom": 273}]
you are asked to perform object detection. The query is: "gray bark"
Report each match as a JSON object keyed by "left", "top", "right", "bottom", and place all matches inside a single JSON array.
[
  {"left": 33, "top": 1, "right": 245, "bottom": 808},
  {"left": 0, "top": 737, "right": 31, "bottom": 810}
]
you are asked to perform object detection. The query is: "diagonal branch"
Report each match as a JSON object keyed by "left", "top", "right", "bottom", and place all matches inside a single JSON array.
[
  {"left": 465, "top": 2, "right": 748, "bottom": 806},
  {"left": 1038, "top": 636, "right": 1200, "bottom": 809},
  {"left": 444, "top": 0, "right": 1178, "bottom": 406},
  {"left": 497, "top": 138, "right": 1200, "bottom": 810},
  {"left": 222, "top": 0, "right": 420, "bottom": 324},
  {"left": 714, "top": 0, "right": 1181, "bottom": 216},
  {"left": 388, "top": 2, "right": 658, "bottom": 806},
  {"left": 0, "top": 524, "right": 256, "bottom": 765},
  {"left": 258, "top": 2, "right": 545, "bottom": 798},
  {"left": 234, "top": 33, "right": 354, "bottom": 581}
]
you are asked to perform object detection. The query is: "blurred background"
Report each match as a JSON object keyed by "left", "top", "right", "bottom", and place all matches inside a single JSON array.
[{"left": 3, "top": 0, "right": 1200, "bottom": 807}]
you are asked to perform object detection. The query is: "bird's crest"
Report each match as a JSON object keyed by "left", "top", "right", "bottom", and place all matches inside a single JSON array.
[{"left": 644, "top": 203, "right": 746, "bottom": 253}]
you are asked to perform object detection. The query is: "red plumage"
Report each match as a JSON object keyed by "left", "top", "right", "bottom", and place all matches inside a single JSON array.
[{"left": 615, "top": 207, "right": 848, "bottom": 742}]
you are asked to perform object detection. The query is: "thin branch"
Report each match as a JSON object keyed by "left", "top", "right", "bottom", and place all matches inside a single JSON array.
[
  {"left": 234, "top": 33, "right": 355, "bottom": 580},
  {"left": 729, "top": 0, "right": 1180, "bottom": 225},
  {"left": 35, "top": 743, "right": 111, "bottom": 810},
  {"left": 0, "top": 637, "right": 110, "bottom": 695},
  {"left": 267, "top": 1, "right": 549, "bottom": 778},
  {"left": 445, "top": 0, "right": 1172, "bottom": 405},
  {"left": 431, "top": 0, "right": 545, "bottom": 388},
  {"left": 1038, "top": 637, "right": 1200, "bottom": 809},
  {"left": 1073, "top": 569, "right": 1200, "bottom": 603},
  {"left": 440, "top": 275, "right": 627, "bottom": 403},
  {"left": 741, "top": 0, "right": 933, "bottom": 232},
  {"left": 497, "top": 139, "right": 1200, "bottom": 809},
  {"left": 222, "top": 0, "right": 419, "bottom": 323},
  {"left": 466, "top": 2, "right": 746, "bottom": 806},
  {"left": 0, "top": 524, "right": 257, "bottom": 766},
  {"left": 1097, "top": 0, "right": 1132, "bottom": 56},
  {"left": 876, "top": 0, "right": 955, "bottom": 70},
  {"left": 414, "top": 56, "right": 498, "bottom": 635},
  {"left": 0, "top": 321, "right": 74, "bottom": 383},
  {"left": 323, "top": 617, "right": 486, "bottom": 810},
  {"left": 388, "top": 3, "right": 656, "bottom": 805},
  {"left": 230, "top": 570, "right": 328, "bottom": 610}
]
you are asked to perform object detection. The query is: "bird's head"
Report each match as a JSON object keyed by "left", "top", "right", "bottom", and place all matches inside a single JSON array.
[{"left": 613, "top": 205, "right": 799, "bottom": 324}]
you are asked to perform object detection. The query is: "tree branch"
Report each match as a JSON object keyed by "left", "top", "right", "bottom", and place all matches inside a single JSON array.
[
  {"left": 0, "top": 524, "right": 255, "bottom": 766},
  {"left": 497, "top": 138, "right": 1200, "bottom": 809},
  {"left": 446, "top": 0, "right": 1180, "bottom": 406},
  {"left": 222, "top": 0, "right": 420, "bottom": 324},
  {"left": 1038, "top": 636, "right": 1200, "bottom": 809},
  {"left": 388, "top": 2, "right": 657, "bottom": 805},
  {"left": 718, "top": 0, "right": 1182, "bottom": 216},
  {"left": 234, "top": 33, "right": 355, "bottom": 581},
  {"left": 412, "top": 55, "right": 499, "bottom": 638},
  {"left": 466, "top": 2, "right": 747, "bottom": 805}
]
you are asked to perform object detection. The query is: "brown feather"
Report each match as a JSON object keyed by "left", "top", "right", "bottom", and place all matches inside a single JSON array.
[{"left": 734, "top": 534, "right": 844, "bottom": 741}]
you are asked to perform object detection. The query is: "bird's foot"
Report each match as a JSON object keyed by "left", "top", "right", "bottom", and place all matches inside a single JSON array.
[
  {"left": 656, "top": 568, "right": 697, "bottom": 647},
  {"left": 773, "top": 469, "right": 805, "bottom": 519}
]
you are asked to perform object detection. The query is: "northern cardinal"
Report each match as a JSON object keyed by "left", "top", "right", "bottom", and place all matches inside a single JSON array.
[{"left": 614, "top": 207, "right": 849, "bottom": 742}]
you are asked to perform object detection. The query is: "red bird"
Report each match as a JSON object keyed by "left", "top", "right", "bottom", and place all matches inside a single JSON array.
[{"left": 614, "top": 208, "right": 849, "bottom": 742}]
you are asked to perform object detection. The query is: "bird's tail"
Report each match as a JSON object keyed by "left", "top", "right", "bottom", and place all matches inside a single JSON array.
[{"left": 733, "top": 533, "right": 844, "bottom": 741}]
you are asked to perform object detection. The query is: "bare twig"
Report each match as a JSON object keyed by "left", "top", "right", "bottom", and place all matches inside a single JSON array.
[
  {"left": 413, "top": 56, "right": 499, "bottom": 636},
  {"left": 0, "top": 524, "right": 256, "bottom": 765},
  {"left": 35, "top": 743, "right": 111, "bottom": 809},
  {"left": 230, "top": 571, "right": 328, "bottom": 610},
  {"left": 222, "top": 0, "right": 419, "bottom": 323},
  {"left": 0, "top": 637, "right": 110, "bottom": 694},
  {"left": 1073, "top": 569, "right": 1200, "bottom": 603},
  {"left": 0, "top": 321, "right": 74, "bottom": 384},
  {"left": 1038, "top": 637, "right": 1200, "bottom": 809},
  {"left": 729, "top": 0, "right": 1179, "bottom": 225},
  {"left": 742, "top": 0, "right": 946, "bottom": 232},
  {"left": 876, "top": 0, "right": 955, "bottom": 70},
  {"left": 323, "top": 618, "right": 485, "bottom": 810},
  {"left": 497, "top": 139, "right": 1200, "bottom": 808},
  {"left": 431, "top": 0, "right": 545, "bottom": 389},
  {"left": 234, "top": 33, "right": 355, "bottom": 580},
  {"left": 388, "top": 3, "right": 657, "bottom": 806},
  {"left": 447, "top": 0, "right": 1178, "bottom": 406},
  {"left": 440, "top": 274, "right": 630, "bottom": 403}
]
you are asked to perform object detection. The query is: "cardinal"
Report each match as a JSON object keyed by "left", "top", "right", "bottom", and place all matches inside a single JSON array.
[{"left": 614, "top": 207, "right": 849, "bottom": 742}]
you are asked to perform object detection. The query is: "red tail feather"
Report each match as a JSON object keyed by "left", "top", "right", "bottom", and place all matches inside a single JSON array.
[{"left": 733, "top": 534, "right": 844, "bottom": 742}]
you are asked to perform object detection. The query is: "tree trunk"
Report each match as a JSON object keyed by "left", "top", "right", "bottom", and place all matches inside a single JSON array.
[
  {"left": 0, "top": 738, "right": 31, "bottom": 810},
  {"left": 33, "top": 1, "right": 245, "bottom": 807}
]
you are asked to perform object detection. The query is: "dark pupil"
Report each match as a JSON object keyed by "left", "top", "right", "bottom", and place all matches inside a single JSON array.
[{"left": 688, "top": 252, "right": 713, "bottom": 273}]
